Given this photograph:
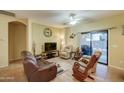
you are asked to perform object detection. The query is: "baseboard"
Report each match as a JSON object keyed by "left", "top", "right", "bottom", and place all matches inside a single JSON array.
[
  {"left": 9, "top": 58, "right": 22, "bottom": 62},
  {"left": 109, "top": 65, "right": 124, "bottom": 71},
  {"left": 0, "top": 64, "right": 8, "bottom": 68}
]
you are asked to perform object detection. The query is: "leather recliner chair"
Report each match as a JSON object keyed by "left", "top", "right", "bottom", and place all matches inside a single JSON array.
[
  {"left": 21, "top": 51, "right": 57, "bottom": 82},
  {"left": 59, "top": 45, "right": 73, "bottom": 59}
]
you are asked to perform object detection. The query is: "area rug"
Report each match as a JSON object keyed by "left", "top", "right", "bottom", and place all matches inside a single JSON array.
[
  {"left": 57, "top": 64, "right": 67, "bottom": 76},
  {"left": 57, "top": 66, "right": 64, "bottom": 75},
  {"left": 47, "top": 57, "right": 70, "bottom": 76}
]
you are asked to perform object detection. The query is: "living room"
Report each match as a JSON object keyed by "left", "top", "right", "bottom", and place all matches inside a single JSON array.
[{"left": 0, "top": 10, "right": 124, "bottom": 82}]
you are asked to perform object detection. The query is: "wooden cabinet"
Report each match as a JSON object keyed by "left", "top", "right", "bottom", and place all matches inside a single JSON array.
[{"left": 42, "top": 50, "right": 59, "bottom": 59}]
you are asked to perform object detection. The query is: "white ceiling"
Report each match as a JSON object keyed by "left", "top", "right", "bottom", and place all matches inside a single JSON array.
[{"left": 7, "top": 10, "right": 124, "bottom": 28}]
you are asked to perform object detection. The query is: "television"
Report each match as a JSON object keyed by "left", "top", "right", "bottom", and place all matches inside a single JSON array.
[{"left": 45, "top": 42, "right": 57, "bottom": 52}]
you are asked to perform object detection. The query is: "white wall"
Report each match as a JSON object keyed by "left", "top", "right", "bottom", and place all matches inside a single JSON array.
[
  {"left": 0, "top": 14, "right": 15, "bottom": 67},
  {"left": 0, "top": 14, "right": 28, "bottom": 67}
]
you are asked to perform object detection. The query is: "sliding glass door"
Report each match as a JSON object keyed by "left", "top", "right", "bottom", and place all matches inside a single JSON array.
[
  {"left": 80, "top": 33, "right": 91, "bottom": 55},
  {"left": 80, "top": 30, "right": 108, "bottom": 65}
]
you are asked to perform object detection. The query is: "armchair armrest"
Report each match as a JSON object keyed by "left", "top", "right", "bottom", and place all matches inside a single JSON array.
[
  {"left": 79, "top": 64, "right": 87, "bottom": 68},
  {"left": 30, "top": 63, "right": 57, "bottom": 82},
  {"left": 76, "top": 62, "right": 87, "bottom": 68},
  {"left": 35, "top": 54, "right": 42, "bottom": 61},
  {"left": 73, "top": 62, "right": 86, "bottom": 74},
  {"left": 38, "top": 63, "right": 56, "bottom": 71},
  {"left": 74, "top": 62, "right": 87, "bottom": 69}
]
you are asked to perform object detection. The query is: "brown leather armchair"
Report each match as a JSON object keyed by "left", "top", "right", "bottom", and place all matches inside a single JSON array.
[
  {"left": 21, "top": 51, "right": 57, "bottom": 82},
  {"left": 72, "top": 51, "right": 102, "bottom": 81}
]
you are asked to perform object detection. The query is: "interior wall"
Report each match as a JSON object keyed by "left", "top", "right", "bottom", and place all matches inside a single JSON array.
[
  {"left": 32, "top": 23, "right": 65, "bottom": 55},
  {"left": 0, "top": 14, "right": 28, "bottom": 67},
  {"left": 0, "top": 14, "right": 15, "bottom": 67},
  {"left": 9, "top": 22, "right": 26, "bottom": 61},
  {"left": 109, "top": 27, "right": 124, "bottom": 69},
  {"left": 65, "top": 14, "right": 124, "bottom": 69}
]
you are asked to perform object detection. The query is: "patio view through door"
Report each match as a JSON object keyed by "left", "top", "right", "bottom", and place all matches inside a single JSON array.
[{"left": 80, "top": 30, "right": 108, "bottom": 65}]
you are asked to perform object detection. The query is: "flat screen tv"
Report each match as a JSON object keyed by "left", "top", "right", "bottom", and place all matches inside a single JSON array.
[{"left": 45, "top": 42, "right": 57, "bottom": 52}]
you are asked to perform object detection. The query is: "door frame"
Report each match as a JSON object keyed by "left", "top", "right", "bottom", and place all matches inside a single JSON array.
[{"left": 8, "top": 21, "right": 27, "bottom": 63}]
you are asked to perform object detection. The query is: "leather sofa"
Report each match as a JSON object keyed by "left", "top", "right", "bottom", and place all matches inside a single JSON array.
[{"left": 21, "top": 51, "right": 57, "bottom": 82}]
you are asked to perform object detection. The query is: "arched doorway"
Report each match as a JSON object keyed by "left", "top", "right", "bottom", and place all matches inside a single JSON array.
[{"left": 8, "top": 21, "right": 27, "bottom": 62}]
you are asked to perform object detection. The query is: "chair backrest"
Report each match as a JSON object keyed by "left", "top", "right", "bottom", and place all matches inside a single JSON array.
[
  {"left": 21, "top": 51, "right": 37, "bottom": 63},
  {"left": 85, "top": 51, "right": 102, "bottom": 72},
  {"left": 64, "top": 45, "right": 73, "bottom": 52}
]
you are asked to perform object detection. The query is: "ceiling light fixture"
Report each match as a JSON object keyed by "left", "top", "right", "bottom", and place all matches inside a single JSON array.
[
  {"left": 63, "top": 13, "right": 81, "bottom": 26},
  {"left": 69, "top": 13, "right": 77, "bottom": 25},
  {"left": 69, "top": 20, "right": 77, "bottom": 25}
]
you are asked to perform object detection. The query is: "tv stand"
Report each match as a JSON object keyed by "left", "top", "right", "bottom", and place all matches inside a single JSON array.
[{"left": 42, "top": 50, "right": 59, "bottom": 59}]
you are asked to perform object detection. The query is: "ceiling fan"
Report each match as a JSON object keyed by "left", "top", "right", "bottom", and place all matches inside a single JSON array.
[{"left": 63, "top": 13, "right": 81, "bottom": 25}]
